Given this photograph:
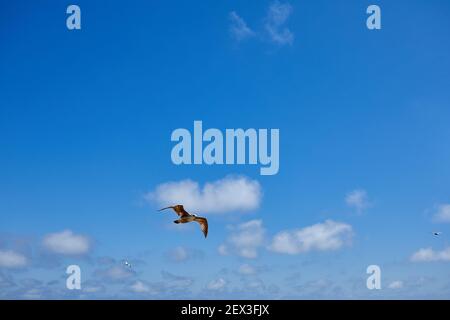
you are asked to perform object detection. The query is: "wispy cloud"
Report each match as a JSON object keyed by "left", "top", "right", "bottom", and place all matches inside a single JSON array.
[
  {"left": 229, "top": 11, "right": 255, "bottom": 41},
  {"left": 129, "top": 280, "right": 155, "bottom": 294},
  {"left": 23, "top": 288, "right": 43, "bottom": 299},
  {"left": 292, "top": 278, "right": 342, "bottom": 299},
  {"left": 238, "top": 264, "right": 256, "bottom": 275},
  {"left": 218, "top": 244, "right": 228, "bottom": 256},
  {"left": 166, "top": 246, "right": 204, "bottom": 263},
  {"left": 0, "top": 250, "right": 27, "bottom": 268},
  {"left": 411, "top": 247, "right": 450, "bottom": 262},
  {"left": 220, "top": 220, "right": 266, "bottom": 259},
  {"left": 207, "top": 278, "right": 227, "bottom": 291},
  {"left": 128, "top": 272, "right": 194, "bottom": 297},
  {"left": 345, "top": 189, "right": 370, "bottom": 213},
  {"left": 147, "top": 176, "right": 262, "bottom": 214},
  {"left": 0, "top": 272, "right": 16, "bottom": 290},
  {"left": 161, "top": 271, "right": 194, "bottom": 290},
  {"left": 229, "top": 2, "right": 294, "bottom": 46},
  {"left": 95, "top": 265, "right": 136, "bottom": 281},
  {"left": 388, "top": 281, "right": 404, "bottom": 289},
  {"left": 432, "top": 204, "right": 450, "bottom": 223},
  {"left": 269, "top": 220, "right": 353, "bottom": 255},
  {"left": 82, "top": 282, "right": 105, "bottom": 294},
  {"left": 265, "top": 1, "right": 294, "bottom": 45},
  {"left": 42, "top": 230, "right": 91, "bottom": 255}
]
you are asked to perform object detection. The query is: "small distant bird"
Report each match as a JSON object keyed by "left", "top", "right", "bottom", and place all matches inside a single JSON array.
[
  {"left": 158, "top": 205, "right": 208, "bottom": 238},
  {"left": 433, "top": 232, "right": 442, "bottom": 236},
  {"left": 123, "top": 260, "right": 132, "bottom": 268}
]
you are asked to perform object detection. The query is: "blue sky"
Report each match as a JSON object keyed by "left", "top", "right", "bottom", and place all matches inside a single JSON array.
[{"left": 1, "top": 0, "right": 450, "bottom": 299}]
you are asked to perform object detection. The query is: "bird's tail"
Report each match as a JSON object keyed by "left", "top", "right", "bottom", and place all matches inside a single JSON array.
[{"left": 158, "top": 206, "right": 174, "bottom": 212}]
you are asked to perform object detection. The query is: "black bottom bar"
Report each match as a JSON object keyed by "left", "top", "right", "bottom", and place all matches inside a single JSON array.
[{"left": 1, "top": 300, "right": 449, "bottom": 318}]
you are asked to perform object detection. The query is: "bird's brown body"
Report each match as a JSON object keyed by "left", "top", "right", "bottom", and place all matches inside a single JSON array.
[{"left": 158, "top": 205, "right": 208, "bottom": 238}]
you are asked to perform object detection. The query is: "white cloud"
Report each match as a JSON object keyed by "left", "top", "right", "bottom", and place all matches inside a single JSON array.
[
  {"left": 229, "top": 11, "right": 255, "bottom": 41},
  {"left": 169, "top": 246, "right": 189, "bottom": 262},
  {"left": 23, "top": 288, "right": 42, "bottom": 300},
  {"left": 161, "top": 271, "right": 193, "bottom": 289},
  {"left": 207, "top": 278, "right": 227, "bottom": 291},
  {"left": 265, "top": 1, "right": 294, "bottom": 45},
  {"left": 42, "top": 230, "right": 90, "bottom": 255},
  {"left": 96, "top": 265, "right": 135, "bottom": 281},
  {"left": 83, "top": 285, "right": 104, "bottom": 293},
  {"left": 147, "top": 176, "right": 261, "bottom": 214},
  {"left": 411, "top": 247, "right": 450, "bottom": 262},
  {"left": 345, "top": 189, "right": 370, "bottom": 213},
  {"left": 238, "top": 264, "right": 256, "bottom": 275},
  {"left": 130, "top": 281, "right": 151, "bottom": 293},
  {"left": 221, "top": 220, "right": 266, "bottom": 259},
  {"left": 167, "top": 246, "right": 203, "bottom": 263},
  {"left": 433, "top": 204, "right": 450, "bottom": 223},
  {"left": 269, "top": 220, "right": 353, "bottom": 255},
  {"left": 388, "top": 281, "right": 403, "bottom": 289},
  {"left": 217, "top": 244, "right": 228, "bottom": 256},
  {"left": 0, "top": 250, "right": 28, "bottom": 268}
]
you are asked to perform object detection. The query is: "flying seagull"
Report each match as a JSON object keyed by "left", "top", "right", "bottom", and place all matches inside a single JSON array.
[
  {"left": 123, "top": 260, "right": 132, "bottom": 268},
  {"left": 433, "top": 232, "right": 442, "bottom": 236},
  {"left": 158, "top": 205, "right": 208, "bottom": 238}
]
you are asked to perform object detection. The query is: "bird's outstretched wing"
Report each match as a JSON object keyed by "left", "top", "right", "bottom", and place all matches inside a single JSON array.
[
  {"left": 194, "top": 217, "right": 208, "bottom": 238},
  {"left": 158, "top": 205, "right": 190, "bottom": 217}
]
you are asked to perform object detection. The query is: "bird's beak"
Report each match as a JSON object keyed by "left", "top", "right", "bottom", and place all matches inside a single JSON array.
[{"left": 157, "top": 206, "right": 174, "bottom": 211}]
